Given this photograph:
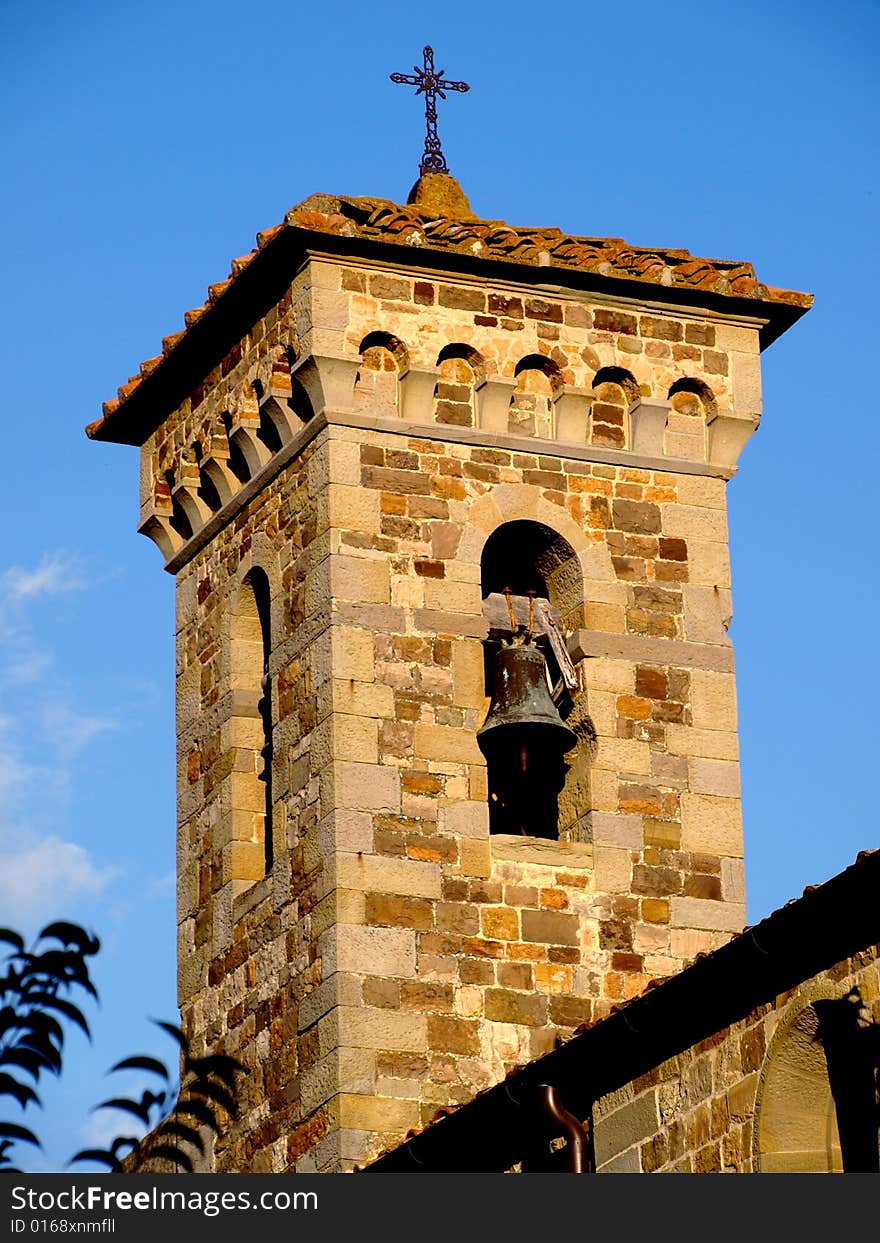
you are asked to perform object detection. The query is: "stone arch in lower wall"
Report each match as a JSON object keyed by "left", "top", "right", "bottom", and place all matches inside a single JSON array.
[{"left": 754, "top": 985, "right": 844, "bottom": 1173}]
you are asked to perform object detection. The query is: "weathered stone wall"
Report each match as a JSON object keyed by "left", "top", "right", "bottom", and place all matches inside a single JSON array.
[
  {"left": 155, "top": 256, "right": 761, "bottom": 1171},
  {"left": 592, "top": 947, "right": 880, "bottom": 1173}
]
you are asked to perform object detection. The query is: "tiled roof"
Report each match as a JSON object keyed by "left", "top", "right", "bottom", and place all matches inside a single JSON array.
[{"left": 90, "top": 190, "right": 812, "bottom": 443}]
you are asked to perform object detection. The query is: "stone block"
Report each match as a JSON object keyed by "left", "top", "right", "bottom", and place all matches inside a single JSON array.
[
  {"left": 688, "top": 757, "right": 740, "bottom": 798},
  {"left": 521, "top": 908, "right": 579, "bottom": 945},
  {"left": 325, "top": 484, "right": 381, "bottom": 533},
  {"left": 681, "top": 792, "right": 743, "bottom": 856},
  {"left": 662, "top": 504, "right": 727, "bottom": 543},
  {"left": 727, "top": 1073, "right": 758, "bottom": 1122},
  {"left": 594, "top": 737, "right": 651, "bottom": 775},
  {"left": 331, "top": 626, "right": 375, "bottom": 683},
  {"left": 594, "top": 1090, "right": 659, "bottom": 1166},
  {"left": 690, "top": 670, "right": 738, "bottom": 732},
  {"left": 665, "top": 725, "right": 739, "bottom": 761},
  {"left": 587, "top": 811, "right": 644, "bottom": 848},
  {"left": 439, "top": 800, "right": 489, "bottom": 839},
  {"left": 319, "top": 679, "right": 395, "bottom": 721},
  {"left": 324, "top": 924, "right": 417, "bottom": 978},
  {"left": 682, "top": 583, "right": 733, "bottom": 646},
  {"left": 481, "top": 908, "right": 519, "bottom": 940},
  {"left": 582, "top": 658, "right": 635, "bottom": 694},
  {"left": 687, "top": 538, "right": 731, "bottom": 588},
  {"left": 328, "top": 437, "right": 363, "bottom": 486},
  {"left": 675, "top": 475, "right": 726, "bottom": 509},
  {"left": 423, "top": 578, "right": 482, "bottom": 616},
  {"left": 333, "top": 852, "right": 442, "bottom": 899},
  {"left": 484, "top": 989, "right": 547, "bottom": 1026},
  {"left": 337, "top": 1006, "right": 427, "bottom": 1052},
  {"left": 730, "top": 352, "right": 762, "bottom": 411},
  {"left": 459, "top": 838, "right": 491, "bottom": 878},
  {"left": 337, "top": 1093, "right": 420, "bottom": 1133},
  {"left": 595, "top": 846, "right": 632, "bottom": 893},
  {"left": 721, "top": 856, "right": 746, "bottom": 903},
  {"left": 669, "top": 895, "right": 746, "bottom": 932},
  {"left": 327, "top": 762, "right": 400, "bottom": 813},
  {"left": 331, "top": 716, "right": 378, "bottom": 765},
  {"left": 222, "top": 840, "right": 264, "bottom": 884},
  {"left": 329, "top": 555, "right": 390, "bottom": 605},
  {"left": 414, "top": 723, "right": 483, "bottom": 764},
  {"left": 452, "top": 639, "right": 487, "bottom": 709}
]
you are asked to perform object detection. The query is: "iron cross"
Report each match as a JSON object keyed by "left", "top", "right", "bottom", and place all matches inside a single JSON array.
[{"left": 390, "top": 46, "right": 469, "bottom": 177}]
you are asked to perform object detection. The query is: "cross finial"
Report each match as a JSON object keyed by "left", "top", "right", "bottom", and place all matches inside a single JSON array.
[{"left": 390, "top": 46, "right": 470, "bottom": 177}]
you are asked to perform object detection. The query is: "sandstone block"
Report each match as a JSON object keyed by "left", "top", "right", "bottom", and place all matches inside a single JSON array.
[
  {"left": 327, "top": 762, "right": 400, "bottom": 813},
  {"left": 337, "top": 1093, "right": 420, "bottom": 1133},
  {"left": 521, "top": 908, "right": 579, "bottom": 945},
  {"left": 534, "top": 963, "right": 573, "bottom": 994},
  {"left": 595, "top": 737, "right": 651, "bottom": 775},
  {"left": 331, "top": 626, "right": 375, "bottom": 683},
  {"left": 459, "top": 838, "right": 491, "bottom": 878},
  {"left": 334, "top": 853, "right": 442, "bottom": 899},
  {"left": 325, "top": 484, "right": 381, "bottom": 534},
  {"left": 669, "top": 895, "right": 746, "bottom": 932},
  {"left": 414, "top": 723, "right": 483, "bottom": 765},
  {"left": 666, "top": 725, "right": 739, "bottom": 761},
  {"left": 675, "top": 475, "right": 726, "bottom": 510},
  {"left": 222, "top": 840, "right": 264, "bottom": 884},
  {"left": 452, "top": 639, "right": 487, "bottom": 709},
  {"left": 595, "top": 846, "right": 632, "bottom": 893},
  {"left": 319, "top": 679, "right": 395, "bottom": 720},
  {"left": 328, "top": 437, "right": 363, "bottom": 486},
  {"left": 730, "top": 352, "right": 762, "bottom": 410},
  {"left": 329, "top": 555, "right": 390, "bottom": 605},
  {"left": 325, "top": 924, "right": 417, "bottom": 978},
  {"left": 484, "top": 989, "right": 547, "bottom": 1026},
  {"left": 438, "top": 800, "right": 489, "bottom": 840},
  {"left": 690, "top": 670, "right": 738, "bottom": 732},
  {"left": 594, "top": 1091, "right": 659, "bottom": 1167},
  {"left": 481, "top": 908, "right": 519, "bottom": 940},
  {"left": 662, "top": 504, "right": 727, "bottom": 543},
  {"left": 688, "top": 757, "right": 740, "bottom": 798},
  {"left": 681, "top": 792, "right": 743, "bottom": 857},
  {"left": 424, "top": 578, "right": 482, "bottom": 614},
  {"left": 721, "top": 856, "right": 746, "bottom": 903},
  {"left": 587, "top": 811, "right": 644, "bottom": 848},
  {"left": 337, "top": 1006, "right": 427, "bottom": 1052}
]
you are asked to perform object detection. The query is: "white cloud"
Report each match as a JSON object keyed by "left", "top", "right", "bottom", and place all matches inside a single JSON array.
[
  {"left": 0, "top": 836, "right": 117, "bottom": 926},
  {"left": 42, "top": 702, "right": 117, "bottom": 760},
  {"left": 0, "top": 750, "right": 30, "bottom": 799},
  {"left": 4, "top": 649, "right": 53, "bottom": 684},
  {"left": 2, "top": 555, "right": 85, "bottom": 602}
]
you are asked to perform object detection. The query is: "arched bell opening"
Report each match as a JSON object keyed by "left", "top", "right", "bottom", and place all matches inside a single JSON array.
[{"left": 479, "top": 520, "right": 593, "bottom": 840}]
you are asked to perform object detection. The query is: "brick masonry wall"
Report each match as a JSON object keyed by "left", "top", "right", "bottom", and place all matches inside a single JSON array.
[
  {"left": 152, "top": 257, "right": 761, "bottom": 1171},
  {"left": 592, "top": 948, "right": 880, "bottom": 1172}
]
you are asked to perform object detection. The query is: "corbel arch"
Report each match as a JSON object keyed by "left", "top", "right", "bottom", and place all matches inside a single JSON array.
[
  {"left": 433, "top": 343, "right": 486, "bottom": 429},
  {"left": 665, "top": 378, "right": 714, "bottom": 461},
  {"left": 354, "top": 331, "right": 409, "bottom": 418},
  {"left": 590, "top": 366, "right": 639, "bottom": 450},
  {"left": 509, "top": 354, "right": 562, "bottom": 439}
]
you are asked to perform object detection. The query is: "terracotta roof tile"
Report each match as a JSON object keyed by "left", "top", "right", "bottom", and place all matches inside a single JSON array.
[{"left": 93, "top": 190, "right": 813, "bottom": 442}]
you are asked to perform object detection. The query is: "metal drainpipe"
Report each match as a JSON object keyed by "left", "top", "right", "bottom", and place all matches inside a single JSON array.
[{"left": 538, "top": 1084, "right": 592, "bottom": 1173}]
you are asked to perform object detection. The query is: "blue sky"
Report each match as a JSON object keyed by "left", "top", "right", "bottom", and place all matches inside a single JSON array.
[{"left": 0, "top": 0, "right": 877, "bottom": 1171}]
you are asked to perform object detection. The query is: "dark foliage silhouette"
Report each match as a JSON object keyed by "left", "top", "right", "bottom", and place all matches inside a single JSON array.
[
  {"left": 71, "top": 1020, "right": 242, "bottom": 1173},
  {"left": 0, "top": 923, "right": 241, "bottom": 1174}
]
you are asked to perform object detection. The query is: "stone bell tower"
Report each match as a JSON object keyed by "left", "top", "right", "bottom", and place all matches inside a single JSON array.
[{"left": 89, "top": 163, "right": 810, "bottom": 1171}]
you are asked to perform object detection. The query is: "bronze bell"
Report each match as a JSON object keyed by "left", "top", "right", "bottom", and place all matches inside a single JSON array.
[
  {"left": 478, "top": 642, "right": 577, "bottom": 753},
  {"left": 477, "top": 642, "right": 577, "bottom": 838}
]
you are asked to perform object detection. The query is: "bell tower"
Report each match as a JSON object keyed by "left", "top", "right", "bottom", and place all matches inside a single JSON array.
[{"left": 89, "top": 166, "right": 810, "bottom": 1171}]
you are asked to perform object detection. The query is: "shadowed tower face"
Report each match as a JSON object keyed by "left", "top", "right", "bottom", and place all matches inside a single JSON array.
[{"left": 89, "top": 165, "right": 810, "bottom": 1170}]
